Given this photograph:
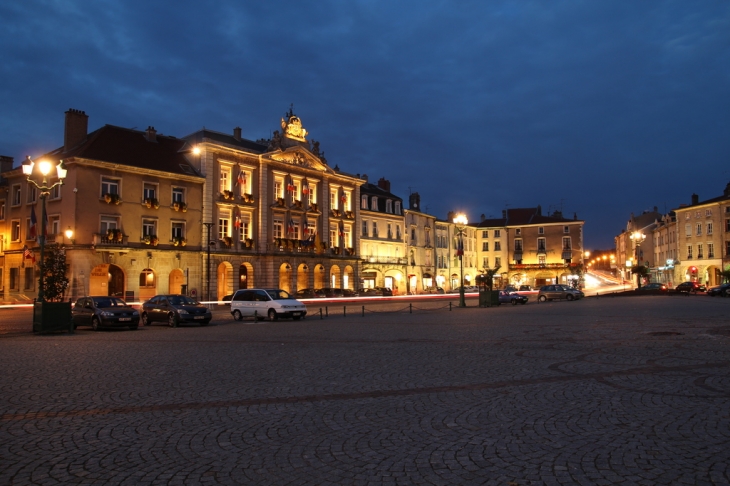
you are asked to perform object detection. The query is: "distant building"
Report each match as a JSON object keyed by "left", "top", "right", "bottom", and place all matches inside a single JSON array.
[
  {"left": 477, "top": 206, "right": 585, "bottom": 289},
  {"left": 651, "top": 211, "right": 678, "bottom": 286},
  {"left": 404, "top": 193, "right": 438, "bottom": 293},
  {"left": 673, "top": 186, "right": 730, "bottom": 287},
  {"left": 614, "top": 207, "right": 662, "bottom": 285},
  {"left": 0, "top": 109, "right": 205, "bottom": 303},
  {"left": 359, "top": 177, "right": 406, "bottom": 294}
]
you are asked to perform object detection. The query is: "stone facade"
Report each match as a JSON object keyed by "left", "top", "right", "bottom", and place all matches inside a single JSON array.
[
  {"left": 359, "top": 178, "right": 406, "bottom": 295},
  {"left": 183, "top": 109, "right": 364, "bottom": 299}
]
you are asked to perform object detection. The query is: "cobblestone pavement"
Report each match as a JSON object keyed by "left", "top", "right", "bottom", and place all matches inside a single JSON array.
[{"left": 1, "top": 296, "right": 729, "bottom": 485}]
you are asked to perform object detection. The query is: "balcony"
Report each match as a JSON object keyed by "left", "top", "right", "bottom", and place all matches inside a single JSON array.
[
  {"left": 363, "top": 256, "right": 407, "bottom": 265},
  {"left": 93, "top": 233, "right": 129, "bottom": 250},
  {"left": 511, "top": 263, "right": 579, "bottom": 270}
]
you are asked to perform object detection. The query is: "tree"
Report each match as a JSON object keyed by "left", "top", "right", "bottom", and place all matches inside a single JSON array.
[
  {"left": 721, "top": 266, "right": 730, "bottom": 284},
  {"left": 568, "top": 264, "right": 584, "bottom": 289},
  {"left": 631, "top": 264, "right": 649, "bottom": 288},
  {"left": 476, "top": 265, "right": 501, "bottom": 291},
  {"left": 42, "top": 244, "right": 69, "bottom": 302}
]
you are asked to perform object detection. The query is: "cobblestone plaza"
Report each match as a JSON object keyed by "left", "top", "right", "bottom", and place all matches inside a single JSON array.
[{"left": 1, "top": 296, "right": 729, "bottom": 485}]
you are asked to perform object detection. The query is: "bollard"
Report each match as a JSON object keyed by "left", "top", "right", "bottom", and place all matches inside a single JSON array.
[
  {"left": 326, "top": 306, "right": 329, "bottom": 317},
  {"left": 319, "top": 308, "right": 323, "bottom": 319},
  {"left": 409, "top": 303, "right": 412, "bottom": 314},
  {"left": 362, "top": 305, "right": 365, "bottom": 317},
  {"left": 254, "top": 310, "right": 258, "bottom": 322},
  {"left": 344, "top": 306, "right": 346, "bottom": 318},
  {"left": 449, "top": 302, "right": 452, "bottom": 311}
]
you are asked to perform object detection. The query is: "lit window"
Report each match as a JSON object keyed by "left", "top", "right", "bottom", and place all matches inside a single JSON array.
[{"left": 361, "top": 195, "right": 368, "bottom": 209}]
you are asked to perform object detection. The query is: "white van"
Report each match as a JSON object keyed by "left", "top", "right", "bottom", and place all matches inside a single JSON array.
[{"left": 230, "top": 288, "right": 307, "bottom": 321}]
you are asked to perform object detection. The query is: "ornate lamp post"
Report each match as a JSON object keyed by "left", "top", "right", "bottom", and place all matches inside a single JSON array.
[
  {"left": 629, "top": 231, "right": 646, "bottom": 288},
  {"left": 452, "top": 213, "right": 468, "bottom": 307},
  {"left": 22, "top": 156, "right": 67, "bottom": 302}
]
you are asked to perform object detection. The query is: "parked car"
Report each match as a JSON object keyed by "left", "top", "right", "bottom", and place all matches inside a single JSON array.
[
  {"left": 141, "top": 294, "right": 212, "bottom": 327},
  {"left": 230, "top": 288, "right": 307, "bottom": 321},
  {"left": 706, "top": 283, "right": 730, "bottom": 297},
  {"left": 498, "top": 291, "right": 528, "bottom": 305},
  {"left": 675, "top": 281, "right": 706, "bottom": 294},
  {"left": 537, "top": 285, "right": 584, "bottom": 302},
  {"left": 636, "top": 283, "right": 668, "bottom": 293},
  {"left": 341, "top": 289, "right": 359, "bottom": 298},
  {"left": 295, "top": 288, "right": 318, "bottom": 299},
  {"left": 316, "top": 288, "right": 344, "bottom": 298},
  {"left": 221, "top": 294, "right": 233, "bottom": 305},
  {"left": 518, "top": 285, "right": 533, "bottom": 291},
  {"left": 503, "top": 285, "right": 518, "bottom": 293},
  {"left": 72, "top": 296, "right": 140, "bottom": 331}
]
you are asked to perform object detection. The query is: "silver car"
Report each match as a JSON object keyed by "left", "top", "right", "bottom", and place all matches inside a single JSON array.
[{"left": 537, "top": 285, "right": 584, "bottom": 302}]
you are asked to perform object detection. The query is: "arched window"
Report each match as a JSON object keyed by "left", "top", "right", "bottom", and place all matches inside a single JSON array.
[{"left": 139, "top": 268, "right": 156, "bottom": 288}]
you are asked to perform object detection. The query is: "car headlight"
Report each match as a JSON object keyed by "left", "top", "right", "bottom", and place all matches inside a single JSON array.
[
  {"left": 100, "top": 311, "right": 114, "bottom": 317},
  {"left": 177, "top": 309, "right": 189, "bottom": 315},
  {"left": 132, "top": 311, "right": 139, "bottom": 316}
]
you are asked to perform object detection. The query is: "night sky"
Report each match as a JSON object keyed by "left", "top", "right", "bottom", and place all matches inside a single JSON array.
[{"left": 2, "top": 1, "right": 728, "bottom": 249}]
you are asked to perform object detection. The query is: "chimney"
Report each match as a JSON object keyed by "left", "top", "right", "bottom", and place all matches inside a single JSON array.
[
  {"left": 536, "top": 205, "right": 542, "bottom": 216},
  {"left": 146, "top": 126, "right": 157, "bottom": 142},
  {"left": 691, "top": 193, "right": 699, "bottom": 205},
  {"left": 480, "top": 214, "right": 485, "bottom": 222},
  {"left": 0, "top": 155, "right": 13, "bottom": 173},
  {"left": 724, "top": 182, "right": 730, "bottom": 197},
  {"left": 377, "top": 177, "right": 390, "bottom": 192},
  {"left": 361, "top": 173, "right": 368, "bottom": 182},
  {"left": 233, "top": 127, "right": 242, "bottom": 141},
  {"left": 447, "top": 211, "right": 455, "bottom": 222},
  {"left": 64, "top": 109, "right": 88, "bottom": 151},
  {"left": 409, "top": 192, "right": 420, "bottom": 210}
]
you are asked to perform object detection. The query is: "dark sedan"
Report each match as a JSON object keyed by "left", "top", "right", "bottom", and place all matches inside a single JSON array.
[
  {"left": 295, "top": 288, "right": 319, "bottom": 299},
  {"left": 675, "top": 282, "right": 706, "bottom": 294},
  {"left": 72, "top": 296, "right": 140, "bottom": 331},
  {"left": 141, "top": 294, "right": 212, "bottom": 327},
  {"left": 636, "top": 283, "right": 668, "bottom": 293},
  {"left": 707, "top": 283, "right": 730, "bottom": 297},
  {"left": 498, "top": 291, "right": 528, "bottom": 305}
]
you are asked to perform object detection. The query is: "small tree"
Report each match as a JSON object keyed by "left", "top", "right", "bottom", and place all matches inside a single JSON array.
[
  {"left": 42, "top": 244, "right": 70, "bottom": 302},
  {"left": 720, "top": 266, "right": 730, "bottom": 284},
  {"left": 631, "top": 265, "right": 649, "bottom": 288},
  {"left": 475, "top": 265, "right": 501, "bottom": 291},
  {"left": 568, "top": 264, "right": 584, "bottom": 289}
]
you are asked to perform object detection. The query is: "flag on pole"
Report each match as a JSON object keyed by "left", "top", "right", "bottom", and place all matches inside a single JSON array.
[
  {"left": 287, "top": 218, "right": 295, "bottom": 234},
  {"left": 235, "top": 170, "right": 245, "bottom": 187},
  {"left": 338, "top": 221, "right": 344, "bottom": 237},
  {"left": 286, "top": 175, "right": 295, "bottom": 193},
  {"left": 23, "top": 245, "right": 35, "bottom": 264},
  {"left": 234, "top": 214, "right": 241, "bottom": 229},
  {"left": 301, "top": 179, "right": 309, "bottom": 195},
  {"left": 29, "top": 206, "right": 37, "bottom": 239},
  {"left": 303, "top": 220, "right": 309, "bottom": 234},
  {"left": 456, "top": 238, "right": 464, "bottom": 258}
]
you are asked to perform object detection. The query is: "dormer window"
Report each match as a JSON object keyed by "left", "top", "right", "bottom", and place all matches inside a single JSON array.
[
  {"left": 361, "top": 195, "right": 368, "bottom": 209},
  {"left": 385, "top": 199, "right": 392, "bottom": 213},
  {"left": 395, "top": 201, "right": 401, "bottom": 215},
  {"left": 371, "top": 196, "right": 378, "bottom": 211}
]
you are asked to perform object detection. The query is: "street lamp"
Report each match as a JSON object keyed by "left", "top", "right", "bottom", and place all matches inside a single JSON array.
[
  {"left": 629, "top": 231, "right": 646, "bottom": 288},
  {"left": 22, "top": 156, "right": 67, "bottom": 302},
  {"left": 452, "top": 213, "right": 468, "bottom": 307}
]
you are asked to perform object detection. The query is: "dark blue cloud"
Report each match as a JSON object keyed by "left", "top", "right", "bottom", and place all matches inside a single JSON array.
[{"left": 1, "top": 1, "right": 728, "bottom": 248}]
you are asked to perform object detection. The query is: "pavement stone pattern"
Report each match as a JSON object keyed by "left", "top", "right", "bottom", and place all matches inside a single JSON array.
[{"left": 1, "top": 296, "right": 729, "bottom": 485}]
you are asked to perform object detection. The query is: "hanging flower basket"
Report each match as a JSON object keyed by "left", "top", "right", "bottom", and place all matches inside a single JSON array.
[
  {"left": 143, "top": 235, "right": 151, "bottom": 245},
  {"left": 173, "top": 201, "right": 188, "bottom": 212},
  {"left": 103, "top": 193, "right": 121, "bottom": 205},
  {"left": 150, "top": 235, "right": 159, "bottom": 246}
]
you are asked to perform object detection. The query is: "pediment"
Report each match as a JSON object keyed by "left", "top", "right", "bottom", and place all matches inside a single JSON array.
[{"left": 266, "top": 146, "right": 334, "bottom": 173}]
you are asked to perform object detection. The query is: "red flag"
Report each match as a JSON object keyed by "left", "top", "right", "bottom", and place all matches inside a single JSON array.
[
  {"left": 236, "top": 170, "right": 245, "bottom": 187},
  {"left": 456, "top": 238, "right": 464, "bottom": 257},
  {"left": 29, "top": 206, "right": 37, "bottom": 239}
]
